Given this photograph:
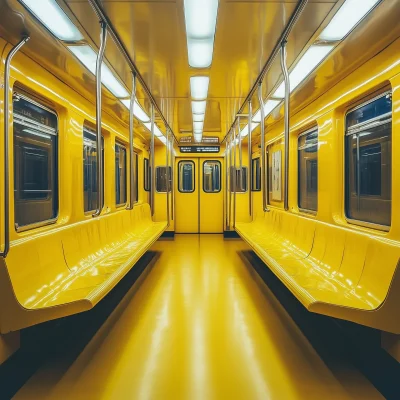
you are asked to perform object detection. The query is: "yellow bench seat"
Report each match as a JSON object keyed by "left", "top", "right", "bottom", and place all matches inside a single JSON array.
[
  {"left": 236, "top": 209, "right": 400, "bottom": 333},
  {"left": 0, "top": 203, "right": 166, "bottom": 333}
]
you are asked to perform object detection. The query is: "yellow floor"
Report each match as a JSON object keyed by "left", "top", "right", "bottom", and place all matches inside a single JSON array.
[{"left": 15, "top": 235, "right": 382, "bottom": 400}]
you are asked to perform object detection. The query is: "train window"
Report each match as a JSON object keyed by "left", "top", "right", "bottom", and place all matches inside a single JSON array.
[
  {"left": 251, "top": 158, "right": 261, "bottom": 191},
  {"left": 115, "top": 142, "right": 127, "bottom": 206},
  {"left": 345, "top": 92, "right": 392, "bottom": 228},
  {"left": 298, "top": 128, "right": 318, "bottom": 212},
  {"left": 132, "top": 152, "right": 139, "bottom": 203},
  {"left": 83, "top": 126, "right": 104, "bottom": 213},
  {"left": 178, "top": 161, "right": 195, "bottom": 193},
  {"left": 156, "top": 166, "right": 172, "bottom": 193},
  {"left": 229, "top": 166, "right": 248, "bottom": 193},
  {"left": 267, "top": 142, "right": 283, "bottom": 203},
  {"left": 203, "top": 161, "right": 221, "bottom": 193},
  {"left": 13, "top": 94, "right": 58, "bottom": 228},
  {"left": 144, "top": 158, "right": 150, "bottom": 192}
]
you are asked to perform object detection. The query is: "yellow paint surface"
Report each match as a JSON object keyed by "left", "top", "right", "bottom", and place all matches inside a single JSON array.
[{"left": 15, "top": 236, "right": 382, "bottom": 400}]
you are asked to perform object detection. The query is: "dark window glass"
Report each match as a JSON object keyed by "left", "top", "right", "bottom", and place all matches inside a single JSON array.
[
  {"left": 83, "top": 127, "right": 104, "bottom": 212},
  {"left": 203, "top": 161, "right": 221, "bottom": 193},
  {"left": 13, "top": 95, "right": 58, "bottom": 228},
  {"left": 251, "top": 158, "right": 261, "bottom": 191},
  {"left": 144, "top": 158, "right": 150, "bottom": 192},
  {"left": 345, "top": 93, "right": 392, "bottom": 227},
  {"left": 156, "top": 166, "right": 172, "bottom": 192},
  {"left": 132, "top": 152, "right": 139, "bottom": 203},
  {"left": 229, "top": 166, "right": 248, "bottom": 193},
  {"left": 178, "top": 161, "right": 195, "bottom": 193},
  {"left": 115, "top": 142, "right": 127, "bottom": 206},
  {"left": 298, "top": 129, "right": 318, "bottom": 212}
]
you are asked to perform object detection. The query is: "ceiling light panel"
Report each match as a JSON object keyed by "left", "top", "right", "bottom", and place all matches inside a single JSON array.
[
  {"left": 319, "top": 0, "right": 381, "bottom": 41},
  {"left": 273, "top": 45, "right": 334, "bottom": 98},
  {"left": 252, "top": 100, "right": 281, "bottom": 123},
  {"left": 193, "top": 114, "right": 205, "bottom": 122},
  {"left": 20, "top": 0, "right": 83, "bottom": 42},
  {"left": 194, "top": 133, "right": 203, "bottom": 142},
  {"left": 192, "top": 101, "right": 207, "bottom": 115},
  {"left": 121, "top": 99, "right": 150, "bottom": 122},
  {"left": 68, "top": 46, "right": 129, "bottom": 98},
  {"left": 193, "top": 121, "right": 204, "bottom": 131},
  {"left": 184, "top": 0, "right": 219, "bottom": 68},
  {"left": 190, "top": 76, "right": 210, "bottom": 100}
]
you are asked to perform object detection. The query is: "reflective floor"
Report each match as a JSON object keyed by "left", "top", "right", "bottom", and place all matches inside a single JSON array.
[{"left": 15, "top": 235, "right": 382, "bottom": 399}]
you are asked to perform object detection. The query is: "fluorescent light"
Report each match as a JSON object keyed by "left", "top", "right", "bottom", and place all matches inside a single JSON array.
[
  {"left": 240, "top": 122, "right": 259, "bottom": 138},
  {"left": 193, "top": 121, "right": 204, "bottom": 131},
  {"left": 190, "top": 76, "right": 210, "bottom": 100},
  {"left": 184, "top": 0, "right": 219, "bottom": 68},
  {"left": 192, "top": 101, "right": 207, "bottom": 114},
  {"left": 143, "top": 122, "right": 164, "bottom": 137},
  {"left": 20, "top": 0, "right": 83, "bottom": 42},
  {"left": 187, "top": 39, "right": 214, "bottom": 68},
  {"left": 194, "top": 133, "right": 203, "bottom": 142},
  {"left": 273, "top": 45, "right": 334, "bottom": 98},
  {"left": 252, "top": 100, "right": 281, "bottom": 122},
  {"left": 121, "top": 99, "right": 150, "bottom": 122},
  {"left": 68, "top": 46, "right": 129, "bottom": 98},
  {"left": 319, "top": 0, "right": 380, "bottom": 41},
  {"left": 157, "top": 135, "right": 167, "bottom": 145},
  {"left": 193, "top": 114, "right": 205, "bottom": 122}
]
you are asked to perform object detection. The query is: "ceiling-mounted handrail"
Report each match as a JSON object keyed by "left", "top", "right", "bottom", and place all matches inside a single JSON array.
[
  {"left": 127, "top": 71, "right": 137, "bottom": 210},
  {"left": 92, "top": 21, "right": 107, "bottom": 217},
  {"left": 87, "top": 0, "right": 177, "bottom": 145},
  {"left": 221, "top": 0, "right": 308, "bottom": 144},
  {"left": 280, "top": 40, "right": 290, "bottom": 211},
  {"left": 258, "top": 82, "right": 270, "bottom": 213},
  {"left": 1, "top": 36, "right": 30, "bottom": 258}
]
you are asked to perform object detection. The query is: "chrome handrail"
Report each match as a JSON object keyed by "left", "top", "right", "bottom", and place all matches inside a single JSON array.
[
  {"left": 171, "top": 136, "right": 175, "bottom": 221},
  {"left": 280, "top": 40, "right": 290, "bottom": 211},
  {"left": 238, "top": 116, "right": 243, "bottom": 195},
  {"left": 248, "top": 100, "right": 252, "bottom": 219},
  {"left": 127, "top": 71, "right": 136, "bottom": 210},
  {"left": 1, "top": 37, "right": 30, "bottom": 258},
  {"left": 93, "top": 21, "right": 107, "bottom": 217},
  {"left": 150, "top": 104, "right": 155, "bottom": 216},
  {"left": 258, "top": 82, "right": 270, "bottom": 213},
  {"left": 225, "top": 141, "right": 229, "bottom": 230},
  {"left": 221, "top": 0, "right": 308, "bottom": 144}
]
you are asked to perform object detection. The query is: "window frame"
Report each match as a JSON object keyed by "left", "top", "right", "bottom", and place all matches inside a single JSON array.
[
  {"left": 344, "top": 90, "right": 392, "bottom": 231},
  {"left": 115, "top": 140, "right": 128, "bottom": 207},
  {"left": 229, "top": 166, "right": 248, "bottom": 193},
  {"left": 202, "top": 160, "right": 222, "bottom": 193},
  {"left": 83, "top": 125, "right": 104, "bottom": 214},
  {"left": 251, "top": 157, "right": 261, "bottom": 192},
  {"left": 144, "top": 158, "right": 150, "bottom": 192},
  {"left": 178, "top": 160, "right": 195, "bottom": 193},
  {"left": 297, "top": 127, "right": 318, "bottom": 215},
  {"left": 155, "top": 166, "right": 172, "bottom": 193},
  {"left": 13, "top": 92, "right": 59, "bottom": 232}
]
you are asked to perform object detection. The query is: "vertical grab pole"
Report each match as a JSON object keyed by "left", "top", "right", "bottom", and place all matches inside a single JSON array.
[
  {"left": 281, "top": 40, "right": 290, "bottom": 211},
  {"left": 248, "top": 100, "right": 253, "bottom": 218},
  {"left": 166, "top": 129, "right": 170, "bottom": 227},
  {"left": 150, "top": 104, "right": 155, "bottom": 216},
  {"left": 93, "top": 21, "right": 107, "bottom": 217},
  {"left": 127, "top": 72, "right": 136, "bottom": 210},
  {"left": 233, "top": 128, "right": 237, "bottom": 229},
  {"left": 1, "top": 37, "right": 29, "bottom": 258},
  {"left": 258, "top": 82, "right": 270, "bottom": 212}
]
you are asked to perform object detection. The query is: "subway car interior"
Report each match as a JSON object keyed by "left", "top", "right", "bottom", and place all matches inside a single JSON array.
[{"left": 1, "top": 0, "right": 400, "bottom": 398}]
